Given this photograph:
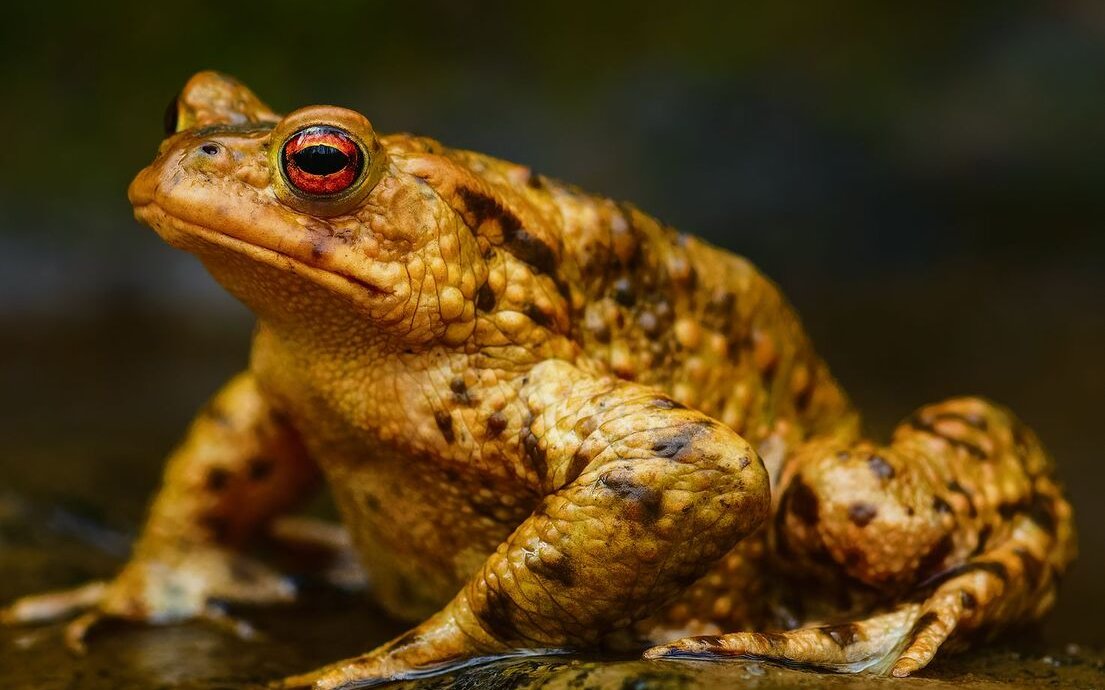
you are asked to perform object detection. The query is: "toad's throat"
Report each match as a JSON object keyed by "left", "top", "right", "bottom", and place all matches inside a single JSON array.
[{"left": 134, "top": 202, "right": 391, "bottom": 297}]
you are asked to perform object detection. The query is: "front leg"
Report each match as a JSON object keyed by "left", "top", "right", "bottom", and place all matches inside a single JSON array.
[
  {"left": 2, "top": 372, "right": 319, "bottom": 649},
  {"left": 281, "top": 359, "right": 770, "bottom": 689}
]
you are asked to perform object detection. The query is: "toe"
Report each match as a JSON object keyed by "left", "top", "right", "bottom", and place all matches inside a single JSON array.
[
  {"left": 891, "top": 657, "right": 923, "bottom": 677},
  {"left": 1, "top": 581, "right": 106, "bottom": 625},
  {"left": 644, "top": 635, "right": 728, "bottom": 659},
  {"left": 63, "top": 611, "right": 103, "bottom": 655}
]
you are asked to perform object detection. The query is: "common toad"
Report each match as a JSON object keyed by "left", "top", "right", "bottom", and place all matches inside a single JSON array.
[{"left": 2, "top": 72, "right": 1077, "bottom": 688}]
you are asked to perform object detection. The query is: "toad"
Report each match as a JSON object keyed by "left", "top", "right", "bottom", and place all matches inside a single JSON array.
[{"left": 3, "top": 72, "right": 1076, "bottom": 688}]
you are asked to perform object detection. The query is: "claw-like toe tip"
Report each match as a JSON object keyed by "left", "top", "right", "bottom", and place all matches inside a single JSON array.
[
  {"left": 644, "top": 637, "right": 720, "bottom": 659},
  {"left": 891, "top": 659, "right": 920, "bottom": 677}
]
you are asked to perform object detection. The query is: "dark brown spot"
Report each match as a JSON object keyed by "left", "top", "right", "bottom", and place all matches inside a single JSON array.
[
  {"left": 523, "top": 303, "right": 555, "bottom": 329},
  {"left": 909, "top": 415, "right": 988, "bottom": 459},
  {"left": 600, "top": 470, "right": 662, "bottom": 524},
  {"left": 652, "top": 427, "right": 701, "bottom": 460},
  {"left": 946, "top": 480, "right": 978, "bottom": 517},
  {"left": 794, "top": 380, "right": 815, "bottom": 413},
  {"left": 787, "top": 477, "right": 820, "bottom": 526},
  {"left": 486, "top": 412, "right": 508, "bottom": 438},
  {"left": 821, "top": 623, "right": 860, "bottom": 647},
  {"left": 998, "top": 499, "right": 1028, "bottom": 520},
  {"left": 507, "top": 227, "right": 558, "bottom": 277},
  {"left": 434, "top": 410, "right": 455, "bottom": 444},
  {"left": 525, "top": 550, "right": 574, "bottom": 586},
  {"left": 457, "top": 187, "right": 516, "bottom": 230},
  {"left": 1014, "top": 548, "right": 1045, "bottom": 589},
  {"left": 1029, "top": 493, "right": 1057, "bottom": 535},
  {"left": 973, "top": 525, "right": 992, "bottom": 555},
  {"left": 933, "top": 410, "right": 989, "bottom": 431},
  {"left": 918, "top": 534, "right": 955, "bottom": 578},
  {"left": 590, "top": 320, "right": 612, "bottom": 343},
  {"left": 565, "top": 450, "right": 591, "bottom": 484},
  {"left": 479, "top": 584, "right": 523, "bottom": 643},
  {"left": 612, "top": 278, "right": 635, "bottom": 307},
  {"left": 521, "top": 428, "right": 548, "bottom": 482},
  {"left": 457, "top": 186, "right": 561, "bottom": 284},
  {"left": 761, "top": 357, "right": 778, "bottom": 385},
  {"left": 848, "top": 502, "right": 878, "bottom": 527},
  {"left": 843, "top": 548, "right": 865, "bottom": 569},
  {"left": 867, "top": 454, "right": 895, "bottom": 480},
  {"left": 205, "top": 467, "right": 231, "bottom": 492},
  {"left": 476, "top": 282, "right": 496, "bottom": 312},
  {"left": 525, "top": 169, "right": 544, "bottom": 189},
  {"left": 449, "top": 377, "right": 471, "bottom": 404},
  {"left": 932, "top": 496, "right": 954, "bottom": 515},
  {"left": 248, "top": 458, "right": 274, "bottom": 482},
  {"left": 960, "top": 590, "right": 978, "bottom": 610},
  {"left": 201, "top": 515, "right": 229, "bottom": 542}
]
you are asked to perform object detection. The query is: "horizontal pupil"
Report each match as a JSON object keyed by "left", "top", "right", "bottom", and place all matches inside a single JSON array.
[{"left": 292, "top": 144, "right": 351, "bottom": 176}]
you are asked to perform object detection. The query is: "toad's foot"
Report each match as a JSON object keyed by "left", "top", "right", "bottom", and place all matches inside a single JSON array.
[
  {"left": 644, "top": 605, "right": 921, "bottom": 674},
  {"left": 648, "top": 479, "right": 1070, "bottom": 675},
  {"left": 1, "top": 548, "right": 294, "bottom": 653},
  {"left": 3, "top": 372, "right": 320, "bottom": 652},
  {"left": 272, "top": 608, "right": 499, "bottom": 690}
]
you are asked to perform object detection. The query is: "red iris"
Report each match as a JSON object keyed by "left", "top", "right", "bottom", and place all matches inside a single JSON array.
[{"left": 281, "top": 125, "right": 363, "bottom": 196}]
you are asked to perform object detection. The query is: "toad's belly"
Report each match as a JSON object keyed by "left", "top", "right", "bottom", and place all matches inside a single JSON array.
[{"left": 323, "top": 454, "right": 535, "bottom": 621}]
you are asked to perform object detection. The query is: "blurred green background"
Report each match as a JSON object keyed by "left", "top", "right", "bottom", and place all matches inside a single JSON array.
[{"left": 0, "top": 0, "right": 1102, "bottom": 654}]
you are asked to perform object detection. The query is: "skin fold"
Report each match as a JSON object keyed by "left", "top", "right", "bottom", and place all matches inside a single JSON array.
[{"left": 1, "top": 72, "right": 1076, "bottom": 688}]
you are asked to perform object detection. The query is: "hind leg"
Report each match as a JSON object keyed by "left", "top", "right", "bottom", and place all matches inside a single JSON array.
[{"left": 645, "top": 397, "right": 1076, "bottom": 675}]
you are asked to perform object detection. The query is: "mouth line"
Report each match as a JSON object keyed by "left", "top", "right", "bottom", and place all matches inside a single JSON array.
[{"left": 136, "top": 201, "right": 391, "bottom": 297}]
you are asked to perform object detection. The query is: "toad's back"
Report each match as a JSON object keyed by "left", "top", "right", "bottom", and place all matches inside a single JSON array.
[{"left": 431, "top": 144, "right": 856, "bottom": 458}]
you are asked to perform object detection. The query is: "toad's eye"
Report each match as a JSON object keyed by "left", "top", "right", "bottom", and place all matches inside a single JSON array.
[{"left": 280, "top": 125, "right": 364, "bottom": 196}]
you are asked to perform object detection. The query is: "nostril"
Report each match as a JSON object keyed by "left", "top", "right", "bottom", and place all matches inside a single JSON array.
[{"left": 201, "top": 143, "right": 220, "bottom": 155}]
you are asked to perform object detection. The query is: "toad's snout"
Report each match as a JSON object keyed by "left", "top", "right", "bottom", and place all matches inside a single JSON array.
[
  {"left": 128, "top": 139, "right": 226, "bottom": 209},
  {"left": 128, "top": 129, "right": 271, "bottom": 215}
]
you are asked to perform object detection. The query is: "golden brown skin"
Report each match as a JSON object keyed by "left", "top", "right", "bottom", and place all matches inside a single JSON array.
[{"left": 2, "top": 72, "right": 1076, "bottom": 687}]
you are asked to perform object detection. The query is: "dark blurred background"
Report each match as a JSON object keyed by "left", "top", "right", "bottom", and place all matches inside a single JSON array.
[{"left": 0, "top": 0, "right": 1102, "bottom": 648}]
